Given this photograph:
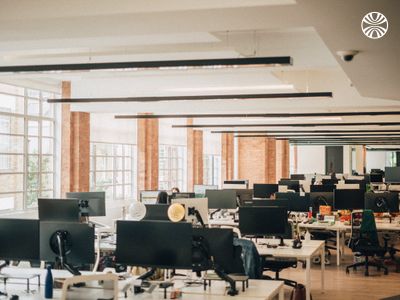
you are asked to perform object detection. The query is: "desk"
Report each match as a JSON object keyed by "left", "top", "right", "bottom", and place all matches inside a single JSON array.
[
  {"left": 208, "top": 218, "right": 238, "bottom": 227},
  {"left": 0, "top": 267, "right": 283, "bottom": 300},
  {"left": 298, "top": 221, "right": 348, "bottom": 266},
  {"left": 256, "top": 239, "right": 325, "bottom": 300},
  {"left": 299, "top": 220, "right": 400, "bottom": 266}
]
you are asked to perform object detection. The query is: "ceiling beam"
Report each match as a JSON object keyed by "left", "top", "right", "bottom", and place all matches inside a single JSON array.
[
  {"left": 48, "top": 92, "right": 332, "bottom": 104},
  {"left": 234, "top": 133, "right": 400, "bottom": 138},
  {"left": 173, "top": 122, "right": 400, "bottom": 128},
  {"left": 0, "top": 56, "right": 293, "bottom": 73}
]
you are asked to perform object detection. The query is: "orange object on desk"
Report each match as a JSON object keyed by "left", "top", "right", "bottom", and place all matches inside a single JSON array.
[{"left": 319, "top": 205, "right": 332, "bottom": 216}]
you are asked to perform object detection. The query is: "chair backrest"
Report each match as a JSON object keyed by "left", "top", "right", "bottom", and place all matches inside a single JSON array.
[{"left": 349, "top": 210, "right": 379, "bottom": 249}]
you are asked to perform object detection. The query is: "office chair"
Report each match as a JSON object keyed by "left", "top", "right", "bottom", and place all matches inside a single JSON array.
[
  {"left": 346, "top": 210, "right": 388, "bottom": 276},
  {"left": 261, "top": 221, "right": 298, "bottom": 287}
]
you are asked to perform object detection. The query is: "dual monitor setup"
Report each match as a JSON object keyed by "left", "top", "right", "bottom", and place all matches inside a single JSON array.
[{"left": 0, "top": 192, "right": 105, "bottom": 276}]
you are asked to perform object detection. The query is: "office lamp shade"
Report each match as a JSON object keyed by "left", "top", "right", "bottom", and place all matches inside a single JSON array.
[
  {"left": 168, "top": 203, "right": 185, "bottom": 222},
  {"left": 129, "top": 201, "right": 147, "bottom": 220}
]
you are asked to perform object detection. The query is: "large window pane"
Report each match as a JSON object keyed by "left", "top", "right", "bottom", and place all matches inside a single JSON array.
[
  {"left": 28, "top": 120, "right": 39, "bottom": 136},
  {"left": 42, "top": 138, "right": 53, "bottom": 154},
  {"left": 41, "top": 173, "right": 53, "bottom": 190},
  {"left": 0, "top": 154, "right": 24, "bottom": 172},
  {"left": 28, "top": 137, "right": 39, "bottom": 154},
  {"left": 0, "top": 135, "right": 24, "bottom": 154},
  {"left": 0, "top": 174, "right": 24, "bottom": 193},
  {"left": 42, "top": 121, "right": 53, "bottom": 136},
  {"left": 27, "top": 99, "right": 40, "bottom": 115},
  {"left": 0, "top": 193, "right": 23, "bottom": 211},
  {"left": 0, "top": 116, "right": 24, "bottom": 135},
  {"left": 41, "top": 155, "right": 54, "bottom": 173},
  {"left": 0, "top": 94, "right": 24, "bottom": 114}
]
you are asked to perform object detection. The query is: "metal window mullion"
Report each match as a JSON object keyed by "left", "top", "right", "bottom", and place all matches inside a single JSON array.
[{"left": 22, "top": 88, "right": 28, "bottom": 210}]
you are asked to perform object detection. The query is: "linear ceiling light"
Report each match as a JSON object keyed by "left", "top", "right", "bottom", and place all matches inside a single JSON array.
[
  {"left": 172, "top": 122, "right": 400, "bottom": 128},
  {"left": 212, "top": 129, "right": 400, "bottom": 134},
  {"left": 234, "top": 133, "right": 400, "bottom": 138},
  {"left": 48, "top": 92, "right": 332, "bottom": 104},
  {"left": 0, "top": 56, "right": 292, "bottom": 74},
  {"left": 115, "top": 111, "right": 400, "bottom": 119}
]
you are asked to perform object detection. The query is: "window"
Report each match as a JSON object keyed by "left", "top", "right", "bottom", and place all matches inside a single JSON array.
[
  {"left": 203, "top": 154, "right": 221, "bottom": 186},
  {"left": 90, "top": 142, "right": 136, "bottom": 201},
  {"left": 0, "top": 84, "right": 56, "bottom": 212},
  {"left": 159, "top": 145, "right": 185, "bottom": 191}
]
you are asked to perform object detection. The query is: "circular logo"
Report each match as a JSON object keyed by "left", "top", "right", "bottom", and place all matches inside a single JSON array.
[{"left": 361, "top": 12, "right": 388, "bottom": 39}]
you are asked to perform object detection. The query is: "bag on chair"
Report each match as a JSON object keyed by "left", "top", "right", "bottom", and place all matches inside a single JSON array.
[{"left": 290, "top": 284, "right": 311, "bottom": 300}]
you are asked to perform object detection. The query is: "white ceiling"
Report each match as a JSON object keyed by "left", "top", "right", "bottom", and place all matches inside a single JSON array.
[{"left": 0, "top": 0, "right": 399, "bottom": 144}]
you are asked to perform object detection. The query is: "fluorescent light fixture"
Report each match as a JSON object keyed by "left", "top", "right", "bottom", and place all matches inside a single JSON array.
[
  {"left": 0, "top": 56, "right": 292, "bottom": 74},
  {"left": 49, "top": 92, "right": 332, "bottom": 103},
  {"left": 240, "top": 116, "right": 342, "bottom": 122}
]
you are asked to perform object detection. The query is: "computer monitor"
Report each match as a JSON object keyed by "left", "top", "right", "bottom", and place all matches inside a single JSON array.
[
  {"left": 226, "top": 189, "right": 253, "bottom": 206},
  {"left": 310, "top": 184, "right": 336, "bottom": 192},
  {"left": 222, "top": 180, "right": 248, "bottom": 189},
  {"left": 344, "top": 179, "right": 367, "bottom": 190},
  {"left": 171, "top": 192, "right": 196, "bottom": 199},
  {"left": 242, "top": 199, "right": 289, "bottom": 208},
  {"left": 194, "top": 185, "right": 218, "bottom": 197},
  {"left": 290, "top": 174, "right": 305, "bottom": 180},
  {"left": 370, "top": 173, "right": 383, "bottom": 183},
  {"left": 140, "top": 190, "right": 161, "bottom": 204},
  {"left": 40, "top": 221, "right": 95, "bottom": 274},
  {"left": 0, "top": 219, "right": 39, "bottom": 261},
  {"left": 205, "top": 189, "right": 237, "bottom": 209},
  {"left": 275, "top": 192, "right": 311, "bottom": 212},
  {"left": 334, "top": 189, "right": 365, "bottom": 210},
  {"left": 310, "top": 192, "right": 334, "bottom": 213},
  {"left": 143, "top": 204, "right": 170, "bottom": 221},
  {"left": 364, "top": 192, "right": 399, "bottom": 213},
  {"left": 115, "top": 220, "right": 193, "bottom": 269},
  {"left": 278, "top": 179, "right": 300, "bottom": 192},
  {"left": 322, "top": 178, "right": 339, "bottom": 185},
  {"left": 385, "top": 167, "right": 400, "bottom": 183},
  {"left": 66, "top": 192, "right": 106, "bottom": 216},
  {"left": 239, "top": 206, "right": 287, "bottom": 237},
  {"left": 38, "top": 198, "right": 80, "bottom": 222},
  {"left": 192, "top": 228, "right": 234, "bottom": 273},
  {"left": 253, "top": 184, "right": 279, "bottom": 198},
  {"left": 171, "top": 198, "right": 209, "bottom": 225}
]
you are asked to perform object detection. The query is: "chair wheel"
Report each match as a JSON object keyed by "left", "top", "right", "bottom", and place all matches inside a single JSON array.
[{"left": 384, "top": 270, "right": 388, "bottom": 275}]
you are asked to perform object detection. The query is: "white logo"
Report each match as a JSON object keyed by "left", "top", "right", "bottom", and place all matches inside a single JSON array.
[{"left": 361, "top": 12, "right": 388, "bottom": 39}]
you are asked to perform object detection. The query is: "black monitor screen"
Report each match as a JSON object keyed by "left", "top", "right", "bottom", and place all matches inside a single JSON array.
[
  {"left": 40, "top": 221, "right": 95, "bottom": 265},
  {"left": 66, "top": 192, "right": 106, "bottom": 216},
  {"left": 116, "top": 221, "right": 193, "bottom": 269},
  {"left": 310, "top": 192, "right": 334, "bottom": 213},
  {"left": 192, "top": 228, "right": 234, "bottom": 273},
  {"left": 365, "top": 192, "right": 399, "bottom": 213},
  {"left": 290, "top": 174, "right": 305, "bottom": 180},
  {"left": 253, "top": 184, "right": 279, "bottom": 198},
  {"left": 370, "top": 173, "right": 383, "bottom": 183},
  {"left": 310, "top": 184, "right": 336, "bottom": 192},
  {"left": 344, "top": 179, "right": 367, "bottom": 190},
  {"left": 38, "top": 198, "right": 80, "bottom": 222},
  {"left": 243, "top": 199, "right": 289, "bottom": 208},
  {"left": 171, "top": 193, "right": 196, "bottom": 199},
  {"left": 385, "top": 167, "right": 400, "bottom": 183},
  {"left": 334, "top": 189, "right": 365, "bottom": 210},
  {"left": 143, "top": 204, "right": 170, "bottom": 221},
  {"left": 0, "top": 219, "right": 39, "bottom": 261},
  {"left": 276, "top": 192, "right": 311, "bottom": 212},
  {"left": 239, "top": 207, "right": 287, "bottom": 236},
  {"left": 322, "top": 178, "right": 339, "bottom": 185},
  {"left": 278, "top": 180, "right": 300, "bottom": 192},
  {"left": 206, "top": 189, "right": 237, "bottom": 209}
]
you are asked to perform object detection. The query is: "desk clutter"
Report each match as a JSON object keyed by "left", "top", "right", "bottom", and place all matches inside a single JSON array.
[{"left": 1, "top": 176, "right": 400, "bottom": 299}]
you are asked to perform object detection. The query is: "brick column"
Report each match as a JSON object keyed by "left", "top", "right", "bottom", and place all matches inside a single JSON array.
[
  {"left": 137, "top": 117, "right": 159, "bottom": 192},
  {"left": 275, "top": 140, "right": 290, "bottom": 180},
  {"left": 221, "top": 133, "right": 234, "bottom": 183},
  {"left": 266, "top": 138, "right": 277, "bottom": 183},
  {"left": 187, "top": 119, "right": 203, "bottom": 192},
  {"left": 61, "top": 81, "right": 90, "bottom": 196},
  {"left": 293, "top": 145, "right": 298, "bottom": 174}
]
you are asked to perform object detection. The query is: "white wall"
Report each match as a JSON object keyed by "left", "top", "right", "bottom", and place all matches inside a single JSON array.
[
  {"left": 203, "top": 131, "right": 221, "bottom": 155},
  {"left": 366, "top": 151, "right": 387, "bottom": 172},
  {"left": 296, "top": 145, "right": 325, "bottom": 174}
]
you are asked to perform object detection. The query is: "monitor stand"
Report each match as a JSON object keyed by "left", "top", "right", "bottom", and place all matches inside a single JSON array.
[
  {"left": 133, "top": 268, "right": 156, "bottom": 294},
  {"left": 52, "top": 231, "right": 81, "bottom": 276}
]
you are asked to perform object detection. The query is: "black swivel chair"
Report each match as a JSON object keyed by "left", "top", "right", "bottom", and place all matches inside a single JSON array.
[
  {"left": 261, "top": 221, "right": 298, "bottom": 287},
  {"left": 346, "top": 210, "right": 388, "bottom": 276}
]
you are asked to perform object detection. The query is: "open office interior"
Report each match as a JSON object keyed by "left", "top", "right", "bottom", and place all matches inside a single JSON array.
[{"left": 0, "top": 1, "right": 400, "bottom": 300}]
